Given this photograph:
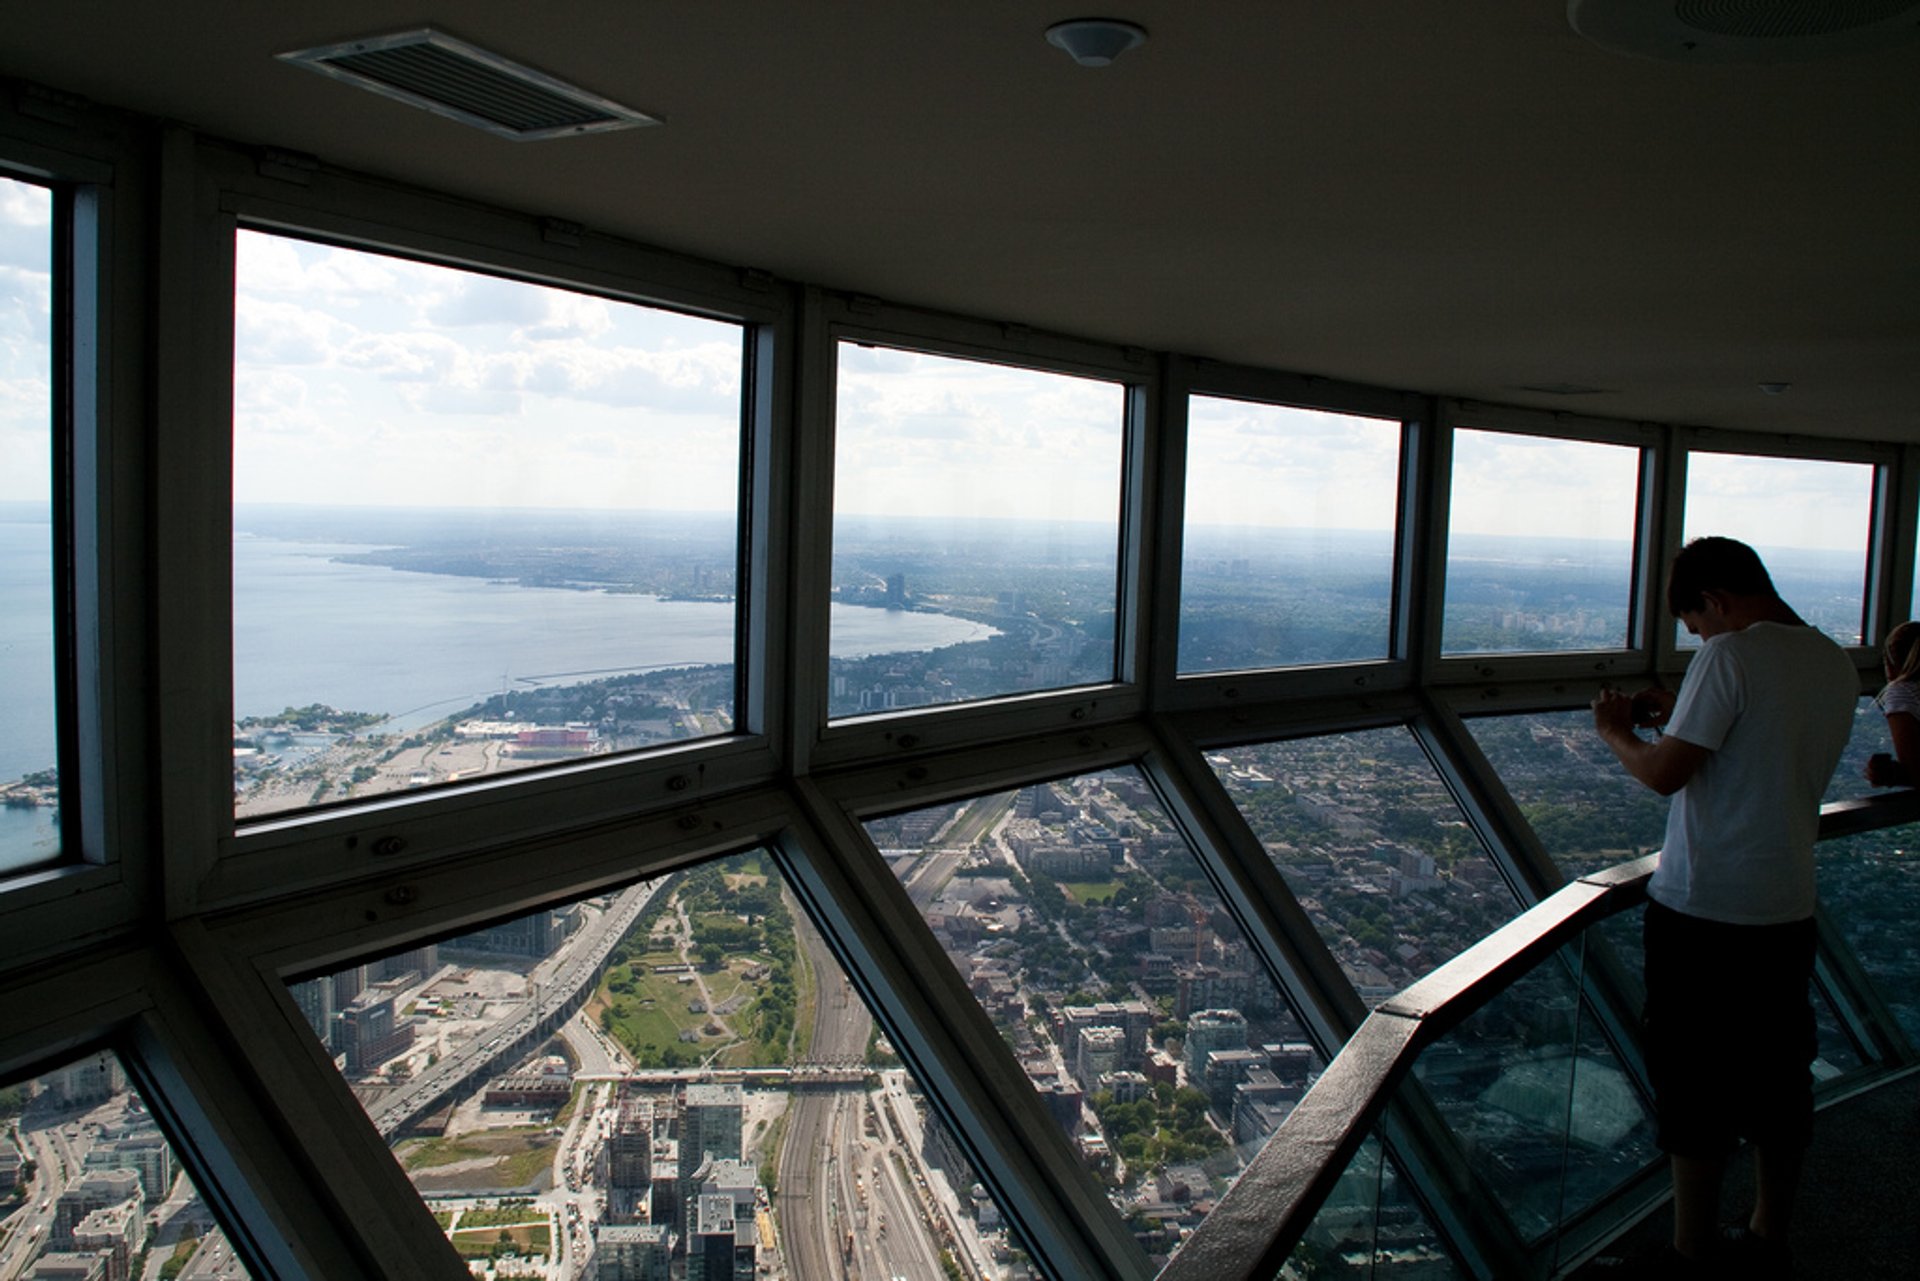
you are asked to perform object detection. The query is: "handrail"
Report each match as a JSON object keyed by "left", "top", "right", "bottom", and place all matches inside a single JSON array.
[{"left": 1159, "top": 788, "right": 1920, "bottom": 1281}]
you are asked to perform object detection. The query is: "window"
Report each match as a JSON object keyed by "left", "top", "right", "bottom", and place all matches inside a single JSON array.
[
  {"left": 0, "top": 1049, "right": 259, "bottom": 1279},
  {"left": 1211, "top": 729, "right": 1523, "bottom": 1006},
  {"left": 232, "top": 231, "right": 745, "bottom": 821},
  {"left": 1179, "top": 397, "right": 1400, "bottom": 672},
  {"left": 1444, "top": 429, "right": 1640, "bottom": 654},
  {"left": 1681, "top": 451, "right": 1874, "bottom": 647},
  {"left": 871, "top": 769, "right": 1325, "bottom": 1264},
  {"left": 829, "top": 344, "right": 1124, "bottom": 716},
  {"left": 0, "top": 175, "right": 57, "bottom": 874},
  {"left": 286, "top": 852, "right": 1022, "bottom": 1279}
]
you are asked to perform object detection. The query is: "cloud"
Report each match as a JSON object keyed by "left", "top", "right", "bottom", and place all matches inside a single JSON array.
[
  {"left": 236, "top": 231, "right": 401, "bottom": 300},
  {"left": 338, "top": 331, "right": 466, "bottom": 382},
  {"left": 234, "top": 298, "right": 345, "bottom": 366},
  {"left": 426, "top": 273, "right": 551, "bottom": 328}
]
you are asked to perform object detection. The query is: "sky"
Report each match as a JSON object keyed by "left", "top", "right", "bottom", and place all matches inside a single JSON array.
[
  {"left": 0, "top": 185, "right": 1883, "bottom": 552},
  {"left": 0, "top": 177, "right": 52, "bottom": 500},
  {"left": 233, "top": 230, "right": 741, "bottom": 512}
]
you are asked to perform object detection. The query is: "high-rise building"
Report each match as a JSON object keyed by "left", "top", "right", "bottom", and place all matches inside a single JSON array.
[
  {"left": 676, "top": 1084, "right": 743, "bottom": 1181},
  {"left": 604, "top": 1093, "right": 654, "bottom": 1223},
  {"left": 1183, "top": 1009, "right": 1250, "bottom": 1080},
  {"left": 592, "top": 1223, "right": 670, "bottom": 1281}
]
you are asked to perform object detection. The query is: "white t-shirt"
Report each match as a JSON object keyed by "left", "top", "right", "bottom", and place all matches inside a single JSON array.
[
  {"left": 1879, "top": 678, "right": 1920, "bottom": 720},
  {"left": 1649, "top": 621, "right": 1858, "bottom": 925}
]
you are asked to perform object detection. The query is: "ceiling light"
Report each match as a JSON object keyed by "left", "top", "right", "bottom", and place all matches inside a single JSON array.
[
  {"left": 1568, "top": 0, "right": 1920, "bottom": 63},
  {"left": 1045, "top": 19, "right": 1149, "bottom": 67},
  {"left": 278, "top": 29, "right": 660, "bottom": 140}
]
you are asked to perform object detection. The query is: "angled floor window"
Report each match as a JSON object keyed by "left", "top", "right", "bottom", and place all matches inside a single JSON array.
[
  {"left": 1210, "top": 729, "right": 1524, "bottom": 1006},
  {"left": 285, "top": 852, "right": 1023, "bottom": 1280},
  {"left": 868, "top": 770, "right": 1326, "bottom": 1266},
  {"left": 232, "top": 230, "right": 745, "bottom": 822},
  {"left": 1, "top": 1049, "right": 257, "bottom": 1279},
  {"left": 0, "top": 175, "right": 58, "bottom": 874},
  {"left": 1444, "top": 429, "right": 1641, "bottom": 654},
  {"left": 1283, "top": 1135, "right": 1464, "bottom": 1278},
  {"left": 1680, "top": 451, "right": 1873, "bottom": 647},
  {"left": 1465, "top": 707, "right": 1877, "bottom": 1078},
  {"left": 1409, "top": 938, "right": 1658, "bottom": 1249},
  {"left": 1178, "top": 397, "right": 1400, "bottom": 673},
  {"left": 829, "top": 344, "right": 1124, "bottom": 717}
]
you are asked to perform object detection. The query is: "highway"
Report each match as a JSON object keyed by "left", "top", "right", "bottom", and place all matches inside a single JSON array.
[{"left": 366, "top": 880, "right": 658, "bottom": 1136}]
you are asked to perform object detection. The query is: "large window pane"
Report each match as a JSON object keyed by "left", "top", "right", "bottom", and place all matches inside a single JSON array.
[
  {"left": 1681, "top": 452, "right": 1873, "bottom": 646},
  {"left": 870, "top": 769, "right": 1326, "bottom": 1267},
  {"left": 233, "top": 232, "right": 744, "bottom": 822},
  {"left": 0, "top": 177, "right": 58, "bottom": 874},
  {"left": 1179, "top": 398, "right": 1400, "bottom": 673},
  {"left": 1, "top": 1049, "right": 259, "bottom": 1279},
  {"left": 1467, "top": 707, "right": 1879, "bottom": 1078},
  {"left": 1211, "top": 729, "right": 1524, "bottom": 1006},
  {"left": 1411, "top": 938, "right": 1658, "bottom": 1247},
  {"left": 1444, "top": 429, "right": 1640, "bottom": 654},
  {"left": 829, "top": 345, "right": 1124, "bottom": 717},
  {"left": 1280, "top": 1137, "right": 1464, "bottom": 1279},
  {"left": 286, "top": 853, "right": 1024, "bottom": 1279}
]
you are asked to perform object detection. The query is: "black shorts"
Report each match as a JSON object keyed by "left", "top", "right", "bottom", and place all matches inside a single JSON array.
[{"left": 1641, "top": 900, "right": 1817, "bottom": 1158}]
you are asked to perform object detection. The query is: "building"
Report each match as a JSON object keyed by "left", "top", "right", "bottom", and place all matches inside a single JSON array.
[
  {"left": 42, "top": 1055, "right": 124, "bottom": 1109},
  {"left": 0, "top": 9, "right": 1916, "bottom": 1281},
  {"left": 592, "top": 1223, "right": 670, "bottom": 1281},
  {"left": 337, "top": 992, "right": 414, "bottom": 1078},
  {"left": 685, "top": 1193, "right": 754, "bottom": 1281},
  {"left": 1183, "top": 1009, "right": 1250, "bottom": 1081},
  {"left": 676, "top": 1084, "right": 743, "bottom": 1182}
]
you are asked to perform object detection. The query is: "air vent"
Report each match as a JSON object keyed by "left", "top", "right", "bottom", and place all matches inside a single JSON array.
[
  {"left": 1569, "top": 0, "right": 1920, "bottom": 62},
  {"left": 278, "top": 29, "right": 659, "bottom": 140},
  {"left": 1512, "top": 383, "right": 1617, "bottom": 397}
]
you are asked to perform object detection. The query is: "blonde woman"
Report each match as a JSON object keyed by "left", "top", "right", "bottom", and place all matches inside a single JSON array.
[{"left": 1864, "top": 620, "right": 1920, "bottom": 788}]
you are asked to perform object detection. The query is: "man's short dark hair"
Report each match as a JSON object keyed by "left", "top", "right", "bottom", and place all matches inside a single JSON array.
[{"left": 1667, "top": 536, "right": 1779, "bottom": 615}]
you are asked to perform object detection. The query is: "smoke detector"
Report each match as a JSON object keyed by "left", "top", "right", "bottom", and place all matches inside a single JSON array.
[{"left": 278, "top": 29, "right": 660, "bottom": 140}]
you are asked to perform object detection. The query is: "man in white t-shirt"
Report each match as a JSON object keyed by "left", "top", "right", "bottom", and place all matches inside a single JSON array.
[{"left": 1592, "top": 536, "right": 1857, "bottom": 1275}]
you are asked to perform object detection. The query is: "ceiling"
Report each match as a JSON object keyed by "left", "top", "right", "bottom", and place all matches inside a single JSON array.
[{"left": 6, "top": 1, "right": 1918, "bottom": 440}]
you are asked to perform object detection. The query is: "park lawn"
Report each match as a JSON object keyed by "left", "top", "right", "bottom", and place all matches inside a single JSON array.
[
  {"left": 448, "top": 1223, "right": 551, "bottom": 1260},
  {"left": 397, "top": 1128, "right": 556, "bottom": 1190},
  {"left": 456, "top": 1203, "right": 545, "bottom": 1229},
  {"left": 431, "top": 1210, "right": 455, "bottom": 1229},
  {"left": 1061, "top": 879, "right": 1122, "bottom": 904}
]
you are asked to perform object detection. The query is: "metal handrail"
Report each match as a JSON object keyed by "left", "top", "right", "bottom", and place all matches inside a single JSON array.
[{"left": 1159, "top": 788, "right": 1920, "bottom": 1281}]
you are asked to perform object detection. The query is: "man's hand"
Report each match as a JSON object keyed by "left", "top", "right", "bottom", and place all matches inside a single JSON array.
[
  {"left": 1630, "top": 686, "right": 1675, "bottom": 729},
  {"left": 1592, "top": 686, "right": 1709, "bottom": 796},
  {"left": 1592, "top": 688, "right": 1640, "bottom": 740}
]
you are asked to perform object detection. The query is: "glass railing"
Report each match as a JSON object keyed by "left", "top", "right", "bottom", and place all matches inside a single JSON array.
[{"left": 1161, "top": 789, "right": 1920, "bottom": 1281}]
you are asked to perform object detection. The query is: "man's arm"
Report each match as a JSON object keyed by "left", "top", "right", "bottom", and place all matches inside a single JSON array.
[{"left": 1592, "top": 688, "right": 1710, "bottom": 796}]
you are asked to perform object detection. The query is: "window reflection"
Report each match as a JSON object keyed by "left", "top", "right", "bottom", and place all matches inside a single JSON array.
[
  {"left": 0, "top": 1050, "right": 258, "bottom": 1279},
  {"left": 1179, "top": 397, "right": 1400, "bottom": 673},
  {"left": 0, "top": 175, "right": 58, "bottom": 875},
  {"left": 869, "top": 769, "right": 1323, "bottom": 1266},
  {"left": 285, "top": 852, "right": 1027, "bottom": 1279},
  {"left": 1212, "top": 729, "right": 1522, "bottom": 1005},
  {"left": 1444, "top": 430, "right": 1640, "bottom": 654},
  {"left": 232, "top": 231, "right": 745, "bottom": 822},
  {"left": 830, "top": 344, "right": 1124, "bottom": 716},
  {"left": 1681, "top": 452, "right": 1873, "bottom": 647}
]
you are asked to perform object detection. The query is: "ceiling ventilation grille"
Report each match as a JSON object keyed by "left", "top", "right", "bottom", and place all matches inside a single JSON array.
[
  {"left": 278, "top": 29, "right": 659, "bottom": 140},
  {"left": 1569, "top": 0, "right": 1920, "bottom": 61},
  {"left": 1673, "top": 0, "right": 1916, "bottom": 39}
]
